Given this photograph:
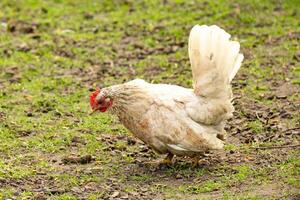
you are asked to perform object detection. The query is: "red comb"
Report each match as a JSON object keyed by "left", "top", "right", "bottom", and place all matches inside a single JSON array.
[{"left": 89, "top": 88, "right": 100, "bottom": 109}]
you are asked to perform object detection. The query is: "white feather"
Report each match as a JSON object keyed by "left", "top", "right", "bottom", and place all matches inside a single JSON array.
[{"left": 188, "top": 25, "right": 244, "bottom": 99}]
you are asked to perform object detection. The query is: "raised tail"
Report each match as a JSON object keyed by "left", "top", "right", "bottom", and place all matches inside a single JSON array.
[{"left": 188, "top": 25, "right": 244, "bottom": 99}]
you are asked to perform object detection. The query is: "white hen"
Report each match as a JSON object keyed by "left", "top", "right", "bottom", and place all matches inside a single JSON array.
[{"left": 90, "top": 25, "right": 244, "bottom": 164}]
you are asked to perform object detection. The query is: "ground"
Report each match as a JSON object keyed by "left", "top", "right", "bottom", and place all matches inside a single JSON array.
[{"left": 0, "top": 0, "right": 299, "bottom": 199}]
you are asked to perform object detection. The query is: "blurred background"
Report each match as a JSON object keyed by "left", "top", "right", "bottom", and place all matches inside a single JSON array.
[{"left": 0, "top": 0, "right": 299, "bottom": 199}]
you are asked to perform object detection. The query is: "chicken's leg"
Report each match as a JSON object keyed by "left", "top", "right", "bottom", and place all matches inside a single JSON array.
[
  {"left": 192, "top": 152, "right": 209, "bottom": 167},
  {"left": 145, "top": 153, "right": 174, "bottom": 167},
  {"left": 161, "top": 153, "right": 174, "bottom": 165},
  {"left": 192, "top": 156, "right": 200, "bottom": 167}
]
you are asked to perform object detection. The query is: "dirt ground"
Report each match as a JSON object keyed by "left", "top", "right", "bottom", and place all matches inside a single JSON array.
[{"left": 0, "top": 0, "right": 299, "bottom": 199}]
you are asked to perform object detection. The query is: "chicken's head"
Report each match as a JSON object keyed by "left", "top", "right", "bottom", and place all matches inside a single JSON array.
[{"left": 89, "top": 88, "right": 113, "bottom": 113}]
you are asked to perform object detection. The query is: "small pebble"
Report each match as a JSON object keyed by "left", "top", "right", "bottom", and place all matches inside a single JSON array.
[{"left": 27, "top": 112, "right": 33, "bottom": 117}]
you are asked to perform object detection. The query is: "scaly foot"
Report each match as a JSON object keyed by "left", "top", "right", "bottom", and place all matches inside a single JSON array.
[
  {"left": 191, "top": 152, "right": 209, "bottom": 167},
  {"left": 145, "top": 153, "right": 174, "bottom": 167},
  {"left": 192, "top": 156, "right": 200, "bottom": 167}
]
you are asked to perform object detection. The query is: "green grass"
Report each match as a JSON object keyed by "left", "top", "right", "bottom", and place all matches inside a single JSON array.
[{"left": 0, "top": 0, "right": 299, "bottom": 199}]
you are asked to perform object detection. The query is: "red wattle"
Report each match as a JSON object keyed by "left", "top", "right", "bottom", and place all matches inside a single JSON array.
[
  {"left": 89, "top": 88, "right": 100, "bottom": 109},
  {"left": 100, "top": 107, "right": 107, "bottom": 112}
]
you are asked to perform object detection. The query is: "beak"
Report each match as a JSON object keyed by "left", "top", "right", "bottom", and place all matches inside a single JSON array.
[{"left": 89, "top": 109, "right": 97, "bottom": 115}]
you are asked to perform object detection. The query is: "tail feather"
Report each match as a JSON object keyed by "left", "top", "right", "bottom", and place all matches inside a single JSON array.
[
  {"left": 188, "top": 25, "right": 243, "bottom": 99},
  {"left": 229, "top": 53, "right": 244, "bottom": 82}
]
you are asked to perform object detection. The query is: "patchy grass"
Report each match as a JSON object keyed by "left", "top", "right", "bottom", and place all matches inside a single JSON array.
[{"left": 0, "top": 0, "right": 299, "bottom": 199}]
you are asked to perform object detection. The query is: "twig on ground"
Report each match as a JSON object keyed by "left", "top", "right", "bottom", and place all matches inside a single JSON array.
[
  {"left": 281, "top": 127, "right": 300, "bottom": 134},
  {"left": 253, "top": 144, "right": 300, "bottom": 150}
]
